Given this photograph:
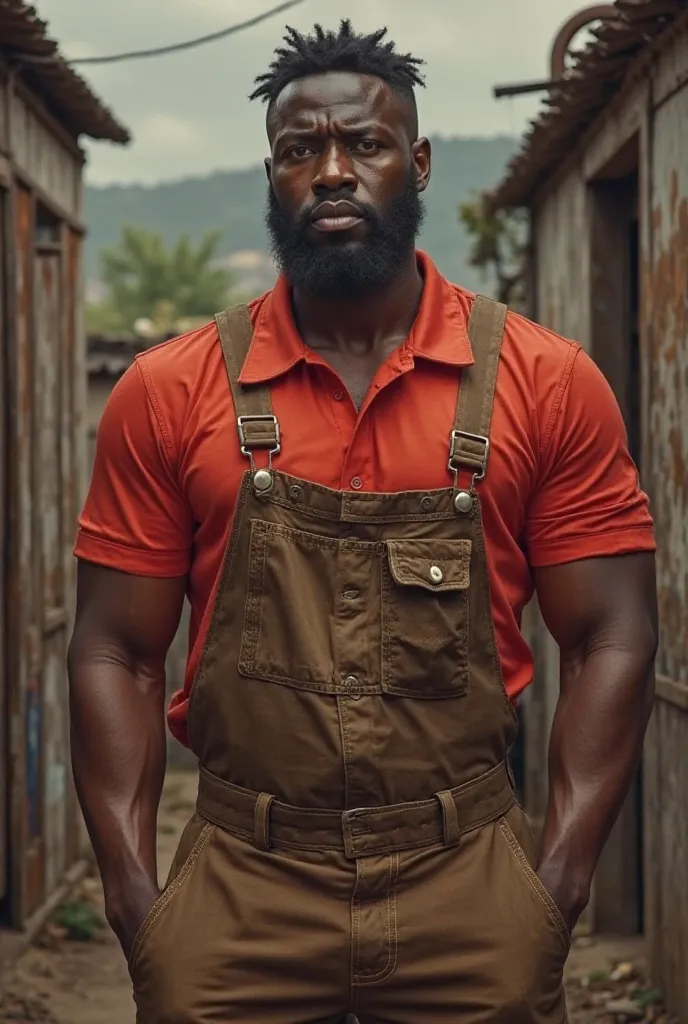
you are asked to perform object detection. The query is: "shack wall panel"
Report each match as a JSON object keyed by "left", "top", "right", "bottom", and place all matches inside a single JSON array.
[
  {"left": 646, "top": 86, "right": 688, "bottom": 686},
  {"left": 9, "top": 183, "right": 44, "bottom": 922},
  {"left": 533, "top": 167, "right": 590, "bottom": 346},
  {"left": 645, "top": 701, "right": 688, "bottom": 1014},
  {"left": 642, "top": 80, "right": 688, "bottom": 1021},
  {"left": 0, "top": 78, "right": 7, "bottom": 155},
  {"left": 63, "top": 227, "right": 83, "bottom": 862},
  {"left": 0, "top": 185, "right": 8, "bottom": 899},
  {"left": 9, "top": 91, "right": 80, "bottom": 221},
  {"left": 35, "top": 243, "right": 72, "bottom": 892}
]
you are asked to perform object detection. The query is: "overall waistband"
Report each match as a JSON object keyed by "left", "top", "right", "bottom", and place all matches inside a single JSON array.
[{"left": 196, "top": 761, "right": 516, "bottom": 860}]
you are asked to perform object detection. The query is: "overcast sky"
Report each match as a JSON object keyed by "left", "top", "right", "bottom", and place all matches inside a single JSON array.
[{"left": 38, "top": 0, "right": 588, "bottom": 186}]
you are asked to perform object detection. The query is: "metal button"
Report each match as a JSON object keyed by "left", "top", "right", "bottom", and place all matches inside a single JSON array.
[
  {"left": 430, "top": 565, "right": 444, "bottom": 584},
  {"left": 344, "top": 675, "right": 359, "bottom": 687},
  {"left": 349, "top": 694, "right": 362, "bottom": 701},
  {"left": 351, "top": 477, "right": 363, "bottom": 490},
  {"left": 289, "top": 485, "right": 302, "bottom": 502},
  {"left": 253, "top": 469, "right": 273, "bottom": 493},
  {"left": 343, "top": 589, "right": 360, "bottom": 601},
  {"left": 420, "top": 495, "right": 434, "bottom": 512},
  {"left": 454, "top": 490, "right": 473, "bottom": 514}
]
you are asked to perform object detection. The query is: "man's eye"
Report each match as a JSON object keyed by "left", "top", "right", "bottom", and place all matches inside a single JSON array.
[
  {"left": 354, "top": 140, "right": 381, "bottom": 153},
  {"left": 289, "top": 146, "right": 314, "bottom": 159}
]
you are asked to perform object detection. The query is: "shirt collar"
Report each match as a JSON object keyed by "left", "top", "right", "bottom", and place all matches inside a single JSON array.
[{"left": 238, "top": 250, "right": 474, "bottom": 385}]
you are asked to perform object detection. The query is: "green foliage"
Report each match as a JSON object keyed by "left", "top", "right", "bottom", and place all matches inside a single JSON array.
[
  {"left": 54, "top": 899, "right": 105, "bottom": 942},
  {"left": 458, "top": 190, "right": 529, "bottom": 308},
  {"left": 88, "top": 225, "right": 235, "bottom": 335}
]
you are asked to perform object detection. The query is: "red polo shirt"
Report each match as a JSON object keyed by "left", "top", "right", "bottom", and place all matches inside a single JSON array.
[{"left": 75, "top": 252, "right": 655, "bottom": 747}]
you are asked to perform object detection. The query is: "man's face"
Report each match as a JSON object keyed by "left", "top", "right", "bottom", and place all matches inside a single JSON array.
[{"left": 265, "top": 72, "right": 431, "bottom": 298}]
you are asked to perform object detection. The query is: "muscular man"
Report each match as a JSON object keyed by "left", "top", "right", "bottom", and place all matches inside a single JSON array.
[{"left": 68, "top": 21, "right": 658, "bottom": 1024}]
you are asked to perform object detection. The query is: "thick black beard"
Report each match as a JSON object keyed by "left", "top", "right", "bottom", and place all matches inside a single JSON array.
[{"left": 265, "top": 171, "right": 425, "bottom": 299}]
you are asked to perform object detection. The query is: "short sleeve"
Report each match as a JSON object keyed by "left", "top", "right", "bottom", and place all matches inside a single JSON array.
[
  {"left": 75, "top": 360, "right": 193, "bottom": 577},
  {"left": 525, "top": 347, "right": 655, "bottom": 567}
]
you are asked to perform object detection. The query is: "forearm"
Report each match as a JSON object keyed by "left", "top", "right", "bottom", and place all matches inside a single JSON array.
[
  {"left": 539, "top": 646, "right": 655, "bottom": 903},
  {"left": 68, "top": 651, "right": 167, "bottom": 908}
]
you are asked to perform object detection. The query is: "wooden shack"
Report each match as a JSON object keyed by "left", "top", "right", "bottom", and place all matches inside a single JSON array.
[
  {"left": 0, "top": 1, "right": 129, "bottom": 936},
  {"left": 490, "top": 0, "right": 688, "bottom": 1015}
]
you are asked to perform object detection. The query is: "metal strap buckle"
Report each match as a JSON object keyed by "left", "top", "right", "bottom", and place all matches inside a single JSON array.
[
  {"left": 448, "top": 429, "right": 490, "bottom": 483},
  {"left": 237, "top": 414, "right": 281, "bottom": 455}
]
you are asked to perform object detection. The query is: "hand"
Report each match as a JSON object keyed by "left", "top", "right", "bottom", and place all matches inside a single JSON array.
[
  {"left": 536, "top": 859, "right": 590, "bottom": 935},
  {"left": 105, "top": 873, "right": 161, "bottom": 960}
]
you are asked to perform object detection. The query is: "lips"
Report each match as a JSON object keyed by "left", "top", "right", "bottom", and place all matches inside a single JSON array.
[{"left": 311, "top": 200, "right": 365, "bottom": 233}]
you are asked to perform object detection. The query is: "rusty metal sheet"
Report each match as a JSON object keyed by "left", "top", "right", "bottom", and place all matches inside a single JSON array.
[
  {"left": 641, "top": 78, "right": 688, "bottom": 1023},
  {"left": 645, "top": 86, "right": 688, "bottom": 687}
]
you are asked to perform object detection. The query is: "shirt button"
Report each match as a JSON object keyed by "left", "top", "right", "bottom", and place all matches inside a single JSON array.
[
  {"left": 430, "top": 565, "right": 444, "bottom": 584},
  {"left": 343, "top": 589, "right": 360, "bottom": 600},
  {"left": 333, "top": 390, "right": 344, "bottom": 401},
  {"left": 344, "top": 675, "right": 359, "bottom": 688},
  {"left": 421, "top": 495, "right": 434, "bottom": 512},
  {"left": 351, "top": 476, "right": 363, "bottom": 490}
]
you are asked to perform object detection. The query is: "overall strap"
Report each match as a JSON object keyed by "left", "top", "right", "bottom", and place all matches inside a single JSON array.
[
  {"left": 449, "top": 295, "right": 507, "bottom": 486},
  {"left": 215, "top": 304, "right": 280, "bottom": 460}
]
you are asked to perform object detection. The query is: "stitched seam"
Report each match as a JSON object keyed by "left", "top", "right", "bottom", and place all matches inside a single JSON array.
[
  {"left": 499, "top": 819, "right": 570, "bottom": 949},
  {"left": 135, "top": 357, "right": 177, "bottom": 471},
  {"left": 540, "top": 344, "right": 579, "bottom": 459},
  {"left": 128, "top": 823, "right": 215, "bottom": 974},
  {"left": 355, "top": 853, "right": 399, "bottom": 985}
]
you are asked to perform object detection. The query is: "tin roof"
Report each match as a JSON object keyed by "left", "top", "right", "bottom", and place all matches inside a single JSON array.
[
  {"left": 0, "top": 0, "right": 130, "bottom": 143},
  {"left": 490, "top": 0, "right": 687, "bottom": 209}
]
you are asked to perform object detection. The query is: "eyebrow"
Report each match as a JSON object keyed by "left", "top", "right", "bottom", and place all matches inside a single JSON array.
[{"left": 275, "top": 121, "right": 388, "bottom": 142}]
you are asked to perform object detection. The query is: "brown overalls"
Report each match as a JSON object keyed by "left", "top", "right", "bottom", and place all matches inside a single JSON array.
[{"left": 128, "top": 296, "right": 571, "bottom": 1023}]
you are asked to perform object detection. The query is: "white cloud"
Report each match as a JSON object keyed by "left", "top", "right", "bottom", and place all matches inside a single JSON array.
[{"left": 37, "top": 0, "right": 588, "bottom": 185}]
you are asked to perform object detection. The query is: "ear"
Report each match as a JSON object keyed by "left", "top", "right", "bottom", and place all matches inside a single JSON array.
[
  {"left": 412, "top": 137, "right": 431, "bottom": 193},
  {"left": 264, "top": 157, "right": 272, "bottom": 182}
]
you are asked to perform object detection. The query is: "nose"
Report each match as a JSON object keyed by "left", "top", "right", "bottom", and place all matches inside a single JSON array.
[{"left": 311, "top": 140, "right": 357, "bottom": 195}]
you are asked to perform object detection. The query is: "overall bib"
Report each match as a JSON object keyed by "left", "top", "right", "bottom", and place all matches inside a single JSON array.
[{"left": 129, "top": 297, "right": 570, "bottom": 1023}]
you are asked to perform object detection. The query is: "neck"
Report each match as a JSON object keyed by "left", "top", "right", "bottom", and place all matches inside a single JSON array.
[{"left": 291, "top": 251, "right": 423, "bottom": 353}]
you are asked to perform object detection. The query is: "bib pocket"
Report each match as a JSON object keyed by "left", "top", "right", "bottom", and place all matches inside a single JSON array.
[{"left": 381, "top": 538, "right": 472, "bottom": 698}]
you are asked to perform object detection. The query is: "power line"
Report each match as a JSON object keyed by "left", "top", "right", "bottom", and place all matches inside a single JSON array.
[{"left": 13, "top": 0, "right": 306, "bottom": 67}]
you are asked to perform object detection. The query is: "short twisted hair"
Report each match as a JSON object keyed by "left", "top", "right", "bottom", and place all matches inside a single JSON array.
[{"left": 250, "top": 20, "right": 426, "bottom": 110}]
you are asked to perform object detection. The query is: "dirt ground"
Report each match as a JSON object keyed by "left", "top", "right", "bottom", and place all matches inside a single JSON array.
[{"left": 0, "top": 771, "right": 677, "bottom": 1024}]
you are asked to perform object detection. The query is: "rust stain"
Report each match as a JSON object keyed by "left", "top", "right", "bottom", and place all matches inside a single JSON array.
[
  {"left": 646, "top": 183, "right": 688, "bottom": 683},
  {"left": 670, "top": 168, "right": 679, "bottom": 217}
]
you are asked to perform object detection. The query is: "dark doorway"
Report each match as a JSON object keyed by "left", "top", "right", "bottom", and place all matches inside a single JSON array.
[{"left": 588, "top": 144, "right": 643, "bottom": 935}]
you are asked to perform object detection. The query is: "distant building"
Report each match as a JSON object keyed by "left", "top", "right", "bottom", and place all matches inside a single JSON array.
[
  {"left": 0, "top": 1, "right": 129, "bottom": 940},
  {"left": 491, "top": 1, "right": 688, "bottom": 1017}
]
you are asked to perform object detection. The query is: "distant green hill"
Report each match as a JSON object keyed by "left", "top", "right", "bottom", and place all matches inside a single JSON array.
[{"left": 84, "top": 135, "right": 517, "bottom": 294}]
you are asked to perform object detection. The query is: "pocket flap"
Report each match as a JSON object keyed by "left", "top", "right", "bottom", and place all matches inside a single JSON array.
[{"left": 386, "top": 539, "right": 472, "bottom": 592}]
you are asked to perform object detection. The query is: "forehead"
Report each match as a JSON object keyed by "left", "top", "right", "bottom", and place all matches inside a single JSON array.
[{"left": 267, "top": 72, "right": 412, "bottom": 138}]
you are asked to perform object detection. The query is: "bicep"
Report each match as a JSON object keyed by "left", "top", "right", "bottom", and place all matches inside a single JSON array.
[
  {"left": 533, "top": 553, "right": 658, "bottom": 660},
  {"left": 71, "top": 561, "right": 187, "bottom": 670}
]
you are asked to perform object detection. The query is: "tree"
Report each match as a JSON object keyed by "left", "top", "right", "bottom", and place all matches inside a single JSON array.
[
  {"left": 86, "top": 226, "right": 236, "bottom": 335},
  {"left": 458, "top": 192, "right": 529, "bottom": 309}
]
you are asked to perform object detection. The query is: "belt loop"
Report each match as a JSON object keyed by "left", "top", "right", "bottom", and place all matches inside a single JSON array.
[
  {"left": 436, "top": 790, "right": 461, "bottom": 848},
  {"left": 254, "top": 792, "right": 276, "bottom": 852}
]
